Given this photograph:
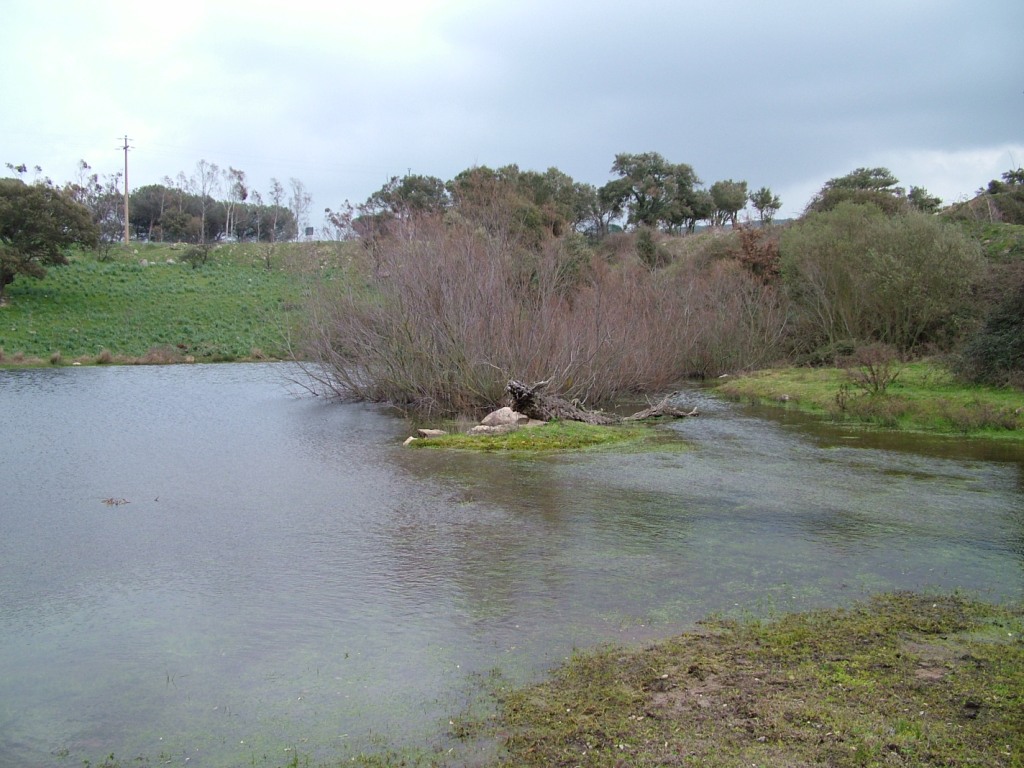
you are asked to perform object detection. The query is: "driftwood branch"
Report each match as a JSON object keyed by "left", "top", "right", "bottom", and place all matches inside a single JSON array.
[{"left": 506, "top": 380, "right": 697, "bottom": 424}]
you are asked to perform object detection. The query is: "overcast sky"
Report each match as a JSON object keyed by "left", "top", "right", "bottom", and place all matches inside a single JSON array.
[{"left": 3, "top": 0, "right": 1022, "bottom": 223}]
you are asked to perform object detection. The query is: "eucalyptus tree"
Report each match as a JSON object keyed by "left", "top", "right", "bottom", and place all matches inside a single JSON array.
[
  {"left": 289, "top": 178, "right": 312, "bottom": 239},
  {"left": 190, "top": 159, "right": 220, "bottom": 243},
  {"left": 222, "top": 167, "right": 248, "bottom": 240},
  {"left": 64, "top": 159, "right": 124, "bottom": 247}
]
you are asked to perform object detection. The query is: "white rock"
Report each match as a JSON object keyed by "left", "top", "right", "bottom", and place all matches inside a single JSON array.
[{"left": 480, "top": 406, "right": 528, "bottom": 427}]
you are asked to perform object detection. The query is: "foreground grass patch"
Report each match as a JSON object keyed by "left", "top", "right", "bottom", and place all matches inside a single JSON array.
[
  {"left": 408, "top": 420, "right": 665, "bottom": 452},
  {"left": 716, "top": 361, "right": 1024, "bottom": 439},
  {"left": 496, "top": 593, "right": 1023, "bottom": 767}
]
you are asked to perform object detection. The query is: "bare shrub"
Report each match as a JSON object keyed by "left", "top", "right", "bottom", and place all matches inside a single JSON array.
[
  {"left": 734, "top": 225, "right": 781, "bottom": 282},
  {"left": 297, "top": 215, "right": 789, "bottom": 415},
  {"left": 96, "top": 348, "right": 113, "bottom": 364},
  {"left": 840, "top": 343, "right": 902, "bottom": 395}
]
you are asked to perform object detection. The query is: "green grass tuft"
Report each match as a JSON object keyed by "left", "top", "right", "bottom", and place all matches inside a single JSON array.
[{"left": 408, "top": 420, "right": 674, "bottom": 452}]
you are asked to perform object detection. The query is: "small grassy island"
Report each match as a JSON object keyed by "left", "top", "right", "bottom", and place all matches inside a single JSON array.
[{"left": 406, "top": 420, "right": 656, "bottom": 452}]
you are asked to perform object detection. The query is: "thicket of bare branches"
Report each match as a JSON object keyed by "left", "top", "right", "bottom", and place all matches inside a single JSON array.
[{"left": 296, "top": 215, "right": 788, "bottom": 416}]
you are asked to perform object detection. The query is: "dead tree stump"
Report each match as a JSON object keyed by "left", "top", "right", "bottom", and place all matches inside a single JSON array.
[{"left": 506, "top": 379, "right": 697, "bottom": 424}]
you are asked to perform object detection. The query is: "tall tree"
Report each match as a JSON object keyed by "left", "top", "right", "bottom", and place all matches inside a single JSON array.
[
  {"left": 222, "top": 167, "right": 248, "bottom": 240},
  {"left": 64, "top": 159, "right": 124, "bottom": 247},
  {"left": 606, "top": 152, "right": 700, "bottom": 230},
  {"left": 289, "top": 177, "right": 312, "bottom": 240},
  {"left": 749, "top": 186, "right": 782, "bottom": 224},
  {"left": 710, "top": 179, "right": 749, "bottom": 227},
  {"left": 190, "top": 160, "right": 219, "bottom": 243},
  {"left": 0, "top": 177, "right": 98, "bottom": 300},
  {"left": 131, "top": 184, "right": 173, "bottom": 241},
  {"left": 268, "top": 178, "right": 294, "bottom": 242}
]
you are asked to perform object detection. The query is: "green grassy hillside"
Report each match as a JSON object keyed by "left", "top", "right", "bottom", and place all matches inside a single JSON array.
[{"left": 0, "top": 241, "right": 354, "bottom": 364}]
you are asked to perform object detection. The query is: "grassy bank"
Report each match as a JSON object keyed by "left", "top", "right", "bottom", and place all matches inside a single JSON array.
[
  {"left": 493, "top": 592, "right": 1023, "bottom": 768},
  {"left": 716, "top": 361, "right": 1024, "bottom": 440},
  {"left": 0, "top": 241, "right": 355, "bottom": 364}
]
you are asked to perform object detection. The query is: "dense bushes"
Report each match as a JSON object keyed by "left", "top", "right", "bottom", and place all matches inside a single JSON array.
[
  {"left": 298, "top": 215, "right": 788, "bottom": 414},
  {"left": 780, "top": 202, "right": 984, "bottom": 356},
  {"left": 296, "top": 191, "right": 1020, "bottom": 416},
  {"left": 956, "top": 264, "right": 1024, "bottom": 387}
]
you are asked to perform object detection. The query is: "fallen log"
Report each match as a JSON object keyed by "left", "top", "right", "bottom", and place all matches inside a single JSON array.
[{"left": 506, "top": 380, "right": 697, "bottom": 424}]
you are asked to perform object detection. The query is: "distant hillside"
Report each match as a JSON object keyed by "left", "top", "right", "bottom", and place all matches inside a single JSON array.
[{"left": 943, "top": 180, "right": 1024, "bottom": 227}]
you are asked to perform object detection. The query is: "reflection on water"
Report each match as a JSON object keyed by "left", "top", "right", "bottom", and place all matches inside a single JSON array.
[{"left": 1, "top": 364, "right": 1021, "bottom": 766}]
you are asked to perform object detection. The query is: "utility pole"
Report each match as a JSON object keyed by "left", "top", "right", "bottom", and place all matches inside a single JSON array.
[{"left": 118, "top": 135, "right": 132, "bottom": 245}]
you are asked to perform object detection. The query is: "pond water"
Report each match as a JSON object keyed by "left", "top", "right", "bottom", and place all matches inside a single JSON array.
[{"left": 1, "top": 363, "right": 1021, "bottom": 767}]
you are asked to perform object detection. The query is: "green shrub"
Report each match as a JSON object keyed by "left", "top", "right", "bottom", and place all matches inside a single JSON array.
[
  {"left": 956, "top": 265, "right": 1024, "bottom": 387},
  {"left": 635, "top": 226, "right": 665, "bottom": 268},
  {"left": 781, "top": 203, "right": 984, "bottom": 354}
]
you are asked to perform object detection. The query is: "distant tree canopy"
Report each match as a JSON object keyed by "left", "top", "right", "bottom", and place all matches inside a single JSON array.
[
  {"left": 0, "top": 177, "right": 98, "bottom": 299},
  {"left": 749, "top": 186, "right": 782, "bottom": 224},
  {"left": 602, "top": 152, "right": 703, "bottom": 232},
  {"left": 340, "top": 153, "right": 755, "bottom": 246},
  {"left": 127, "top": 181, "right": 295, "bottom": 243},
  {"left": 806, "top": 166, "right": 942, "bottom": 216},
  {"left": 960, "top": 167, "right": 1024, "bottom": 225},
  {"left": 710, "top": 179, "right": 748, "bottom": 227}
]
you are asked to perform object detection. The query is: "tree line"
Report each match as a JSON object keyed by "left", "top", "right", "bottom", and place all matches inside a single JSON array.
[
  {"left": 326, "top": 151, "right": 789, "bottom": 243},
  {"left": 4, "top": 159, "right": 311, "bottom": 247},
  {"left": 326, "top": 151, "right": 950, "bottom": 246},
  {"left": 5, "top": 149, "right": 948, "bottom": 256}
]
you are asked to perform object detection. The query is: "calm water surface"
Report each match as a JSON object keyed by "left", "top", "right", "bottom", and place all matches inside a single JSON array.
[{"left": 1, "top": 363, "right": 1021, "bottom": 766}]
